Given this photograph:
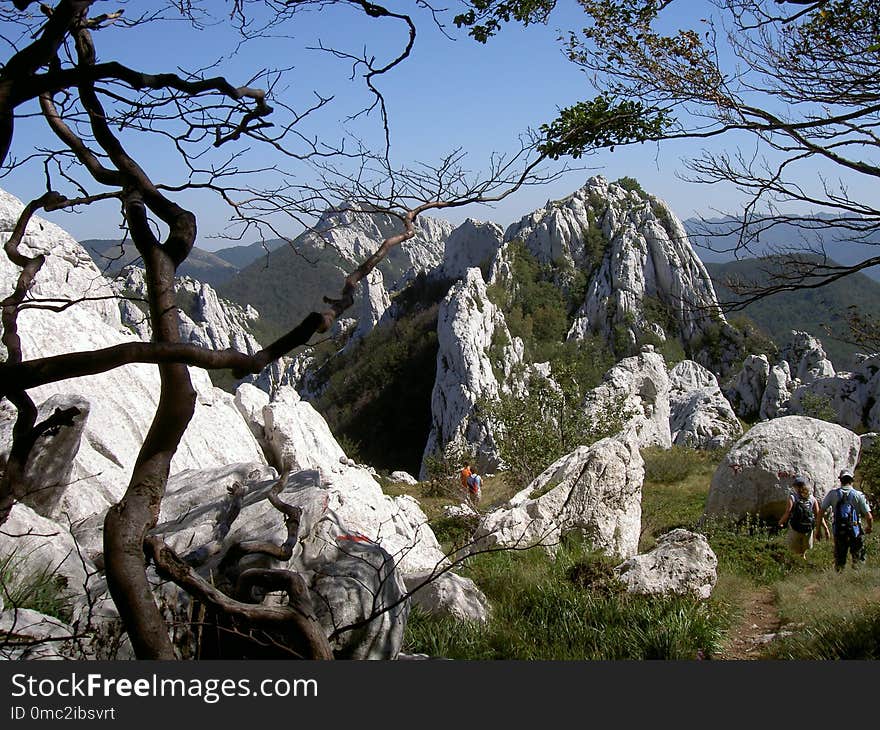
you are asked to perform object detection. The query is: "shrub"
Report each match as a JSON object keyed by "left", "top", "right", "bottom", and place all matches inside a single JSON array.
[{"left": 798, "top": 391, "right": 838, "bottom": 423}]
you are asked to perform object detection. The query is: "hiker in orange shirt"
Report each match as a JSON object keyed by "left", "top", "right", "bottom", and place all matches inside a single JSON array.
[{"left": 460, "top": 463, "right": 472, "bottom": 501}]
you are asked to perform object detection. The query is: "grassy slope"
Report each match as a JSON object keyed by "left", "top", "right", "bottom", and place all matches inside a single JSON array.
[{"left": 393, "top": 444, "right": 880, "bottom": 660}]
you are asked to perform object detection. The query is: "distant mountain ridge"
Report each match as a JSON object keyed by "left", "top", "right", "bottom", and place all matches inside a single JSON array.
[
  {"left": 685, "top": 215, "right": 880, "bottom": 281},
  {"left": 81, "top": 239, "right": 238, "bottom": 288},
  {"left": 706, "top": 256, "right": 880, "bottom": 368}
]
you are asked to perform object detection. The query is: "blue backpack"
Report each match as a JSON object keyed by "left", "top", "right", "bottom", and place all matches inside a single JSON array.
[{"left": 833, "top": 488, "right": 861, "bottom": 538}]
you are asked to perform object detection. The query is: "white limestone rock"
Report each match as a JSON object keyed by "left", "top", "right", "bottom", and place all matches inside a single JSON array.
[
  {"left": 0, "top": 189, "right": 119, "bottom": 329},
  {"left": 782, "top": 331, "right": 836, "bottom": 384},
  {"left": 438, "top": 218, "right": 504, "bottom": 281},
  {"left": 615, "top": 529, "right": 717, "bottom": 599},
  {"left": 308, "top": 202, "right": 453, "bottom": 284},
  {"left": 403, "top": 571, "right": 491, "bottom": 624},
  {"left": 0, "top": 192, "right": 267, "bottom": 524},
  {"left": 420, "top": 268, "right": 525, "bottom": 477},
  {"left": 760, "top": 362, "right": 793, "bottom": 420},
  {"left": 583, "top": 347, "right": 672, "bottom": 450},
  {"left": 725, "top": 354, "right": 771, "bottom": 420},
  {"left": 347, "top": 269, "right": 391, "bottom": 344},
  {"left": 310, "top": 539, "right": 409, "bottom": 660},
  {"left": 0, "top": 502, "right": 96, "bottom": 609},
  {"left": 470, "top": 432, "right": 644, "bottom": 560},
  {"left": 0, "top": 394, "right": 90, "bottom": 516},
  {"left": 263, "top": 385, "right": 349, "bottom": 475},
  {"left": 389, "top": 471, "right": 419, "bottom": 486},
  {"left": 116, "top": 267, "right": 263, "bottom": 357},
  {"left": 705, "top": 415, "right": 860, "bottom": 522},
  {"left": 0, "top": 608, "right": 76, "bottom": 660},
  {"left": 506, "top": 176, "right": 726, "bottom": 359},
  {"left": 668, "top": 360, "right": 741, "bottom": 449}
]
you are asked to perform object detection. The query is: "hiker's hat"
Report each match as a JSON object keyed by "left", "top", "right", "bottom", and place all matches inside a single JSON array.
[
  {"left": 839, "top": 469, "right": 854, "bottom": 481},
  {"left": 793, "top": 475, "right": 807, "bottom": 486}
]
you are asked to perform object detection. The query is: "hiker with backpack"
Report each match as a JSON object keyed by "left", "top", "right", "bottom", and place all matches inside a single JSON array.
[
  {"left": 466, "top": 468, "right": 483, "bottom": 507},
  {"left": 778, "top": 475, "right": 828, "bottom": 559},
  {"left": 820, "top": 469, "right": 874, "bottom": 571}
]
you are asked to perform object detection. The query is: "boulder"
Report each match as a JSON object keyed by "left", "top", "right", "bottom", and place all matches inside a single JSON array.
[
  {"left": 470, "top": 432, "right": 644, "bottom": 560},
  {"left": 0, "top": 608, "right": 76, "bottom": 660},
  {"left": 389, "top": 470, "right": 419, "bottom": 486},
  {"left": 705, "top": 416, "right": 860, "bottom": 521},
  {"left": 725, "top": 354, "right": 770, "bottom": 420},
  {"left": 311, "top": 539, "right": 409, "bottom": 660},
  {"left": 668, "top": 360, "right": 741, "bottom": 449},
  {"left": 583, "top": 347, "right": 672, "bottom": 450},
  {"left": 615, "top": 529, "right": 717, "bottom": 599},
  {"left": 0, "top": 502, "right": 96, "bottom": 612},
  {"left": 403, "top": 571, "right": 491, "bottom": 623}
]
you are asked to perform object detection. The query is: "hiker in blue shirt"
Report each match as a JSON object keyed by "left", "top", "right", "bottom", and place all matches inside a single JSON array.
[{"left": 820, "top": 469, "right": 874, "bottom": 571}]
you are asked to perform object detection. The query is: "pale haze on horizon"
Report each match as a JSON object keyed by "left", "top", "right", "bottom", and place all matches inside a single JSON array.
[{"left": 2, "top": 1, "right": 858, "bottom": 251}]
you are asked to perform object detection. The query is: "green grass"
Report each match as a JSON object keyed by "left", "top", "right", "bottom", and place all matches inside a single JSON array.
[
  {"left": 403, "top": 538, "right": 726, "bottom": 660},
  {"left": 0, "top": 550, "right": 72, "bottom": 622},
  {"left": 391, "top": 442, "right": 880, "bottom": 661}
]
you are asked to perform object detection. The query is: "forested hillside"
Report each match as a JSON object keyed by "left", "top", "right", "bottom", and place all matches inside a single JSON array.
[{"left": 707, "top": 257, "right": 880, "bottom": 368}]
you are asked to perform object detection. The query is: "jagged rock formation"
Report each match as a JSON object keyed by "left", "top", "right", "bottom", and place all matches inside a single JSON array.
[
  {"left": 705, "top": 415, "right": 860, "bottom": 522},
  {"left": 311, "top": 203, "right": 453, "bottom": 283},
  {"left": 668, "top": 360, "right": 742, "bottom": 449},
  {"left": 760, "top": 362, "right": 794, "bottom": 420},
  {"left": 115, "top": 266, "right": 262, "bottom": 356},
  {"left": 420, "top": 268, "right": 525, "bottom": 478},
  {"left": 438, "top": 218, "right": 504, "bottom": 282},
  {"left": 504, "top": 176, "right": 730, "bottom": 364},
  {"left": 725, "top": 354, "right": 771, "bottom": 421},
  {"left": 582, "top": 347, "right": 672, "bottom": 450},
  {"left": 781, "top": 331, "right": 835, "bottom": 384},
  {"left": 615, "top": 529, "right": 717, "bottom": 599},
  {"left": 469, "top": 432, "right": 644, "bottom": 560}
]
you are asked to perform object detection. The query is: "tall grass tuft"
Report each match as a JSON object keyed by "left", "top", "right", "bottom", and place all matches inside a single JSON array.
[{"left": 0, "top": 550, "right": 71, "bottom": 621}]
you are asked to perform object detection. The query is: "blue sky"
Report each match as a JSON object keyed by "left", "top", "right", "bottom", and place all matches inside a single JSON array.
[{"left": 3, "top": 1, "right": 867, "bottom": 250}]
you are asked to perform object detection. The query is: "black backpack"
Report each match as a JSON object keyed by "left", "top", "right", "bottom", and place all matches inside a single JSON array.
[
  {"left": 833, "top": 488, "right": 861, "bottom": 537},
  {"left": 788, "top": 494, "right": 816, "bottom": 534}
]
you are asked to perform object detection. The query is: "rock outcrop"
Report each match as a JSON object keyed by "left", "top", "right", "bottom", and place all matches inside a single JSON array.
[
  {"left": 705, "top": 415, "right": 860, "bottom": 521},
  {"left": 505, "top": 176, "right": 728, "bottom": 362},
  {"left": 615, "top": 529, "right": 717, "bottom": 599},
  {"left": 420, "top": 268, "right": 525, "bottom": 477},
  {"left": 725, "top": 354, "right": 771, "bottom": 421},
  {"left": 668, "top": 360, "right": 742, "bottom": 449},
  {"left": 582, "top": 347, "right": 672, "bottom": 450},
  {"left": 470, "top": 432, "right": 644, "bottom": 560},
  {"left": 0, "top": 190, "right": 267, "bottom": 524},
  {"left": 403, "top": 571, "right": 491, "bottom": 623},
  {"left": 438, "top": 218, "right": 504, "bottom": 282},
  {"left": 782, "top": 331, "right": 835, "bottom": 384}
]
